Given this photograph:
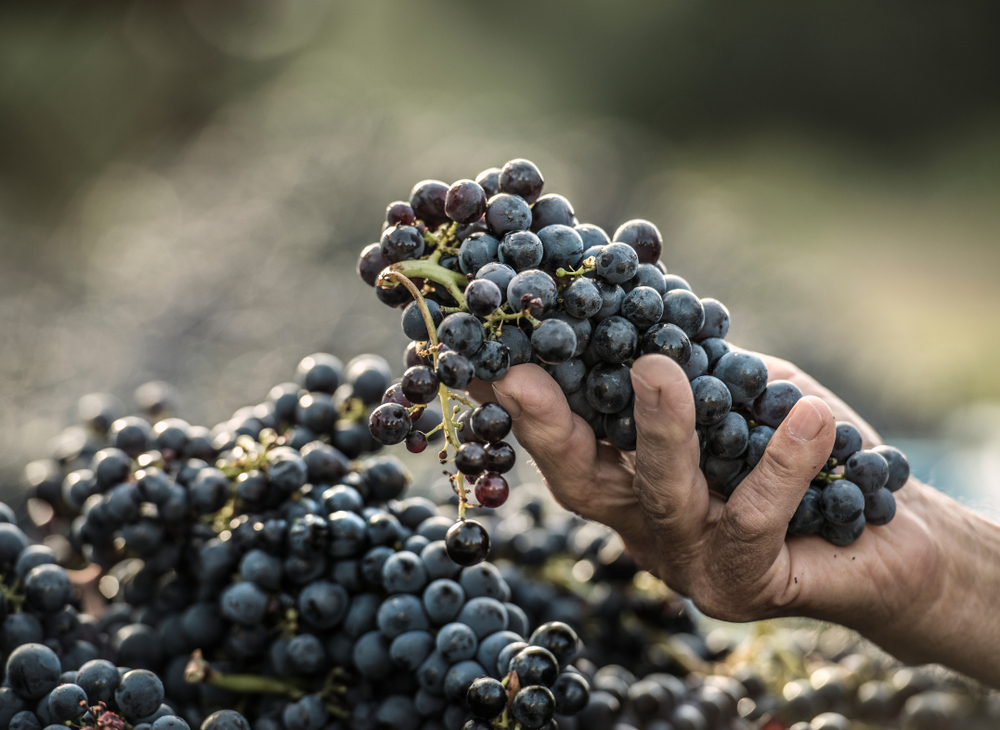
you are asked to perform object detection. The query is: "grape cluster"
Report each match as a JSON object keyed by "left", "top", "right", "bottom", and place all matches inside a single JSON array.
[{"left": 355, "top": 158, "right": 912, "bottom": 546}]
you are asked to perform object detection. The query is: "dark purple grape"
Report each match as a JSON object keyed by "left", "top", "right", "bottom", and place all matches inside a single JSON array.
[
  {"left": 475, "top": 168, "right": 502, "bottom": 198},
  {"left": 621, "top": 286, "right": 664, "bottom": 329},
  {"left": 437, "top": 350, "right": 475, "bottom": 389},
  {"left": 712, "top": 352, "right": 768, "bottom": 403},
  {"left": 499, "top": 230, "right": 544, "bottom": 271},
  {"left": 872, "top": 445, "right": 910, "bottom": 492},
  {"left": 499, "top": 159, "right": 544, "bottom": 204},
  {"left": 468, "top": 677, "right": 507, "bottom": 719},
  {"left": 386, "top": 201, "right": 416, "bottom": 226},
  {"left": 552, "top": 672, "right": 591, "bottom": 715},
  {"left": 596, "top": 242, "right": 639, "bottom": 284},
  {"left": 472, "top": 340, "right": 511, "bottom": 383},
  {"left": 707, "top": 412, "right": 749, "bottom": 459},
  {"left": 700, "top": 338, "right": 730, "bottom": 371},
  {"left": 821, "top": 480, "right": 865, "bottom": 525},
  {"left": 661, "top": 289, "right": 705, "bottom": 338},
  {"left": 844, "top": 451, "right": 890, "bottom": 494},
  {"left": 562, "top": 278, "right": 602, "bottom": 319},
  {"left": 820, "top": 514, "right": 865, "bottom": 546},
  {"left": 511, "top": 686, "right": 556, "bottom": 729},
  {"left": 376, "top": 280, "right": 413, "bottom": 307},
  {"left": 456, "top": 443, "right": 487, "bottom": 476},
  {"left": 483, "top": 442, "right": 515, "bottom": 474},
  {"left": 788, "top": 487, "right": 824, "bottom": 535},
  {"left": 369, "top": 403, "right": 410, "bottom": 445},
  {"left": 530, "top": 621, "right": 579, "bottom": 665},
  {"left": 458, "top": 232, "right": 501, "bottom": 276},
  {"left": 498, "top": 324, "right": 532, "bottom": 365},
  {"left": 530, "top": 194, "right": 577, "bottom": 232},
  {"left": 410, "top": 180, "right": 449, "bottom": 228},
  {"left": 380, "top": 225, "right": 425, "bottom": 264},
  {"left": 471, "top": 403, "right": 512, "bottom": 442},
  {"left": 575, "top": 222, "right": 610, "bottom": 250},
  {"left": 401, "top": 299, "right": 444, "bottom": 342},
  {"left": 864, "top": 488, "right": 896, "bottom": 525},
  {"left": 694, "top": 298, "right": 730, "bottom": 341},
  {"left": 547, "top": 358, "right": 587, "bottom": 394},
  {"left": 506, "top": 269, "right": 557, "bottom": 318},
  {"left": 691, "top": 376, "right": 732, "bottom": 427},
  {"left": 585, "top": 363, "right": 633, "bottom": 414},
  {"left": 465, "top": 279, "right": 503, "bottom": 317},
  {"left": 486, "top": 194, "right": 532, "bottom": 236},
  {"left": 438, "top": 313, "right": 486, "bottom": 357},
  {"left": 532, "top": 319, "right": 577, "bottom": 364},
  {"left": 745, "top": 425, "right": 775, "bottom": 467},
  {"left": 474, "top": 473, "right": 509, "bottom": 509},
  {"left": 538, "top": 224, "right": 584, "bottom": 272},
  {"left": 445, "top": 520, "right": 491, "bottom": 566},
  {"left": 592, "top": 316, "right": 637, "bottom": 364},
  {"left": 681, "top": 343, "right": 709, "bottom": 381},
  {"left": 446, "top": 180, "right": 488, "bottom": 224},
  {"left": 831, "top": 422, "right": 864, "bottom": 464},
  {"left": 613, "top": 219, "right": 662, "bottom": 264},
  {"left": 406, "top": 431, "right": 428, "bottom": 454},
  {"left": 641, "top": 323, "right": 691, "bottom": 365},
  {"left": 752, "top": 380, "right": 803, "bottom": 428},
  {"left": 401, "top": 367, "right": 439, "bottom": 405},
  {"left": 382, "top": 382, "right": 413, "bottom": 408}
]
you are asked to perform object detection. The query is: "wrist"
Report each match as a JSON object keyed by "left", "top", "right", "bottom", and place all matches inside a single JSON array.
[{"left": 847, "top": 481, "right": 1000, "bottom": 687}]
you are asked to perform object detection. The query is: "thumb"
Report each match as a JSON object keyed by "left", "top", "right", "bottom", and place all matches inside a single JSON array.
[{"left": 721, "top": 396, "right": 836, "bottom": 544}]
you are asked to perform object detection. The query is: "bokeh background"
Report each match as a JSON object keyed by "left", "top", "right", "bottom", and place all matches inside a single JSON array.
[{"left": 2, "top": 0, "right": 999, "bottom": 512}]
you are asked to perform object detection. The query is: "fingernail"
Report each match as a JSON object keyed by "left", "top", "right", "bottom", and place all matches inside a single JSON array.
[
  {"left": 787, "top": 397, "right": 824, "bottom": 440},
  {"left": 631, "top": 361, "right": 660, "bottom": 411},
  {"left": 491, "top": 383, "right": 522, "bottom": 420}
]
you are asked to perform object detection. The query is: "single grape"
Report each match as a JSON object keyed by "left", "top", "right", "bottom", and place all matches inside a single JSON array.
[
  {"left": 511, "top": 686, "right": 556, "bottom": 729},
  {"left": 437, "top": 350, "right": 476, "bottom": 389},
  {"left": 681, "top": 343, "right": 709, "bottom": 381},
  {"left": 467, "top": 677, "right": 507, "bottom": 719},
  {"left": 546, "top": 358, "right": 587, "bottom": 394},
  {"left": 386, "top": 200, "right": 416, "bottom": 226},
  {"left": 596, "top": 242, "right": 639, "bottom": 284},
  {"left": 369, "top": 403, "right": 411, "bottom": 445},
  {"left": 446, "top": 179, "right": 488, "bottom": 224},
  {"left": 499, "top": 158, "right": 544, "bottom": 204},
  {"left": 712, "top": 352, "right": 769, "bottom": 403},
  {"left": 864, "top": 488, "right": 897, "bottom": 526},
  {"left": 821, "top": 480, "right": 866, "bottom": 525},
  {"left": 788, "top": 487, "right": 825, "bottom": 536},
  {"left": 507, "top": 269, "right": 558, "bottom": 317},
  {"left": 831, "top": 421, "right": 864, "bottom": 464},
  {"left": 532, "top": 319, "right": 578, "bottom": 364},
  {"left": 621, "top": 286, "right": 664, "bottom": 329},
  {"left": 707, "top": 412, "right": 750, "bottom": 459},
  {"left": 604, "top": 404, "right": 637, "bottom": 451},
  {"left": 498, "top": 230, "right": 544, "bottom": 271},
  {"left": 592, "top": 279, "right": 625, "bottom": 321},
  {"left": 552, "top": 672, "right": 591, "bottom": 715},
  {"left": 401, "top": 366, "right": 439, "bottom": 405},
  {"left": 438, "top": 313, "right": 486, "bottom": 357},
  {"left": 530, "top": 194, "right": 577, "bottom": 232},
  {"left": 476, "top": 167, "right": 502, "bottom": 197},
  {"left": 700, "top": 337, "right": 730, "bottom": 371},
  {"left": 745, "top": 425, "right": 775, "bottom": 467},
  {"left": 486, "top": 194, "right": 532, "bottom": 236},
  {"left": 380, "top": 224, "right": 425, "bottom": 264},
  {"left": 662, "top": 273, "right": 692, "bottom": 293},
  {"left": 752, "top": 380, "right": 803, "bottom": 428},
  {"left": 498, "top": 324, "right": 533, "bottom": 365},
  {"left": 538, "top": 224, "right": 584, "bottom": 272},
  {"left": 530, "top": 621, "right": 580, "bottom": 665},
  {"left": 483, "top": 442, "right": 515, "bottom": 474},
  {"left": 592, "top": 316, "right": 638, "bottom": 364},
  {"left": 844, "top": 450, "right": 890, "bottom": 494},
  {"left": 694, "top": 298, "right": 731, "bottom": 341},
  {"left": 472, "top": 340, "right": 511, "bottom": 383},
  {"left": 410, "top": 179, "right": 450, "bottom": 228},
  {"left": 456, "top": 443, "right": 487, "bottom": 476},
  {"left": 474, "top": 473, "right": 509, "bottom": 508},
  {"left": 691, "top": 376, "right": 733, "bottom": 427},
  {"left": 459, "top": 232, "right": 501, "bottom": 276},
  {"left": 445, "top": 520, "right": 491, "bottom": 566},
  {"left": 465, "top": 279, "right": 503, "bottom": 317},
  {"left": 641, "top": 323, "right": 692, "bottom": 365},
  {"left": 612, "top": 219, "right": 662, "bottom": 264},
  {"left": 585, "top": 363, "right": 634, "bottom": 414},
  {"left": 471, "top": 403, "right": 513, "bottom": 442},
  {"left": 820, "top": 514, "right": 866, "bottom": 546},
  {"left": 872, "top": 445, "right": 910, "bottom": 491},
  {"left": 562, "top": 277, "right": 603, "bottom": 319},
  {"left": 401, "top": 299, "right": 444, "bottom": 341},
  {"left": 626, "top": 263, "right": 667, "bottom": 295},
  {"left": 575, "top": 222, "right": 609, "bottom": 249}
]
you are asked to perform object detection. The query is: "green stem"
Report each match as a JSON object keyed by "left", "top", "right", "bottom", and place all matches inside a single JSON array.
[
  {"left": 185, "top": 650, "right": 308, "bottom": 699},
  {"left": 554, "top": 256, "right": 596, "bottom": 278},
  {"left": 383, "top": 259, "right": 468, "bottom": 310}
]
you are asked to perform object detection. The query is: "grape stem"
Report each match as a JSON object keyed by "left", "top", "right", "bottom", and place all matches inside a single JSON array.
[
  {"left": 382, "top": 258, "right": 468, "bottom": 310},
  {"left": 554, "top": 256, "right": 596, "bottom": 279},
  {"left": 378, "top": 269, "right": 469, "bottom": 519}
]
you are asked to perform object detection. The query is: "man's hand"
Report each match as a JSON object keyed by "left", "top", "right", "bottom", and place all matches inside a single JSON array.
[{"left": 478, "top": 353, "right": 999, "bottom": 682}]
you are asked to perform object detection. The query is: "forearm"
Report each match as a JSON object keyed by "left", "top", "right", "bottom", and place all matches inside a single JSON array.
[{"left": 852, "top": 481, "right": 1000, "bottom": 687}]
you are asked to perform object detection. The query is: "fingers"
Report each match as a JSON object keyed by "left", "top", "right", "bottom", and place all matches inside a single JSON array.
[
  {"left": 492, "top": 364, "right": 647, "bottom": 537},
  {"left": 630, "top": 355, "right": 706, "bottom": 535},
  {"left": 465, "top": 380, "right": 496, "bottom": 406},
  {"left": 722, "top": 396, "right": 836, "bottom": 546}
]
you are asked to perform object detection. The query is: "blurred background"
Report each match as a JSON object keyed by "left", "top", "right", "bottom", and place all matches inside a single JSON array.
[{"left": 1, "top": 0, "right": 998, "bottom": 512}]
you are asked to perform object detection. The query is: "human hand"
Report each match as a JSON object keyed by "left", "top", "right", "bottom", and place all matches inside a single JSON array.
[{"left": 476, "top": 353, "right": 977, "bottom": 675}]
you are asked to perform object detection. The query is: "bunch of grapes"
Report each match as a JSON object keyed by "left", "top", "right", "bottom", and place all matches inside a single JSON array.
[{"left": 356, "top": 158, "right": 912, "bottom": 546}]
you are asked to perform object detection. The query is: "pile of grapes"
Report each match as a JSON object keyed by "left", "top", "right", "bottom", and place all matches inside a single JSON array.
[
  {"left": 6, "top": 347, "right": 997, "bottom": 730},
  {"left": 357, "top": 158, "right": 912, "bottom": 547}
]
